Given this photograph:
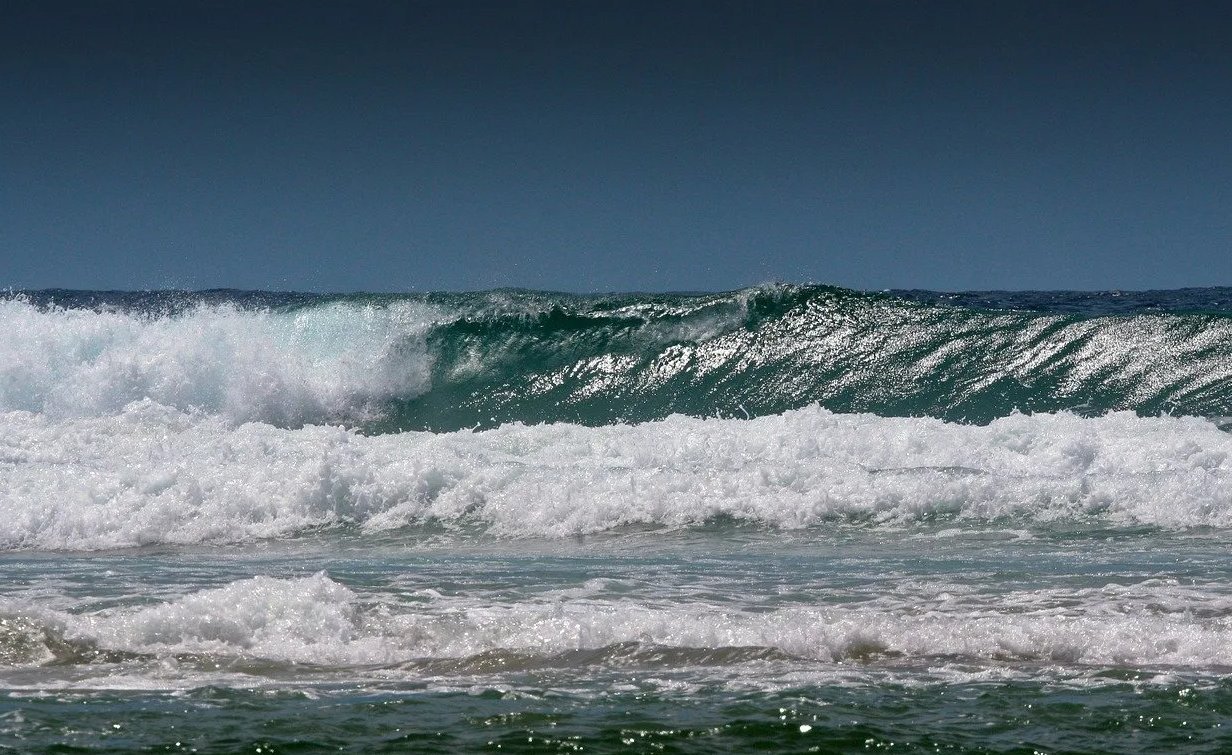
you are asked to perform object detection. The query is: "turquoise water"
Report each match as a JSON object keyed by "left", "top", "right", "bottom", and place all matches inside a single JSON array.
[
  {"left": 4, "top": 287, "right": 1232, "bottom": 752},
  {"left": 11, "top": 285, "right": 1232, "bottom": 429}
]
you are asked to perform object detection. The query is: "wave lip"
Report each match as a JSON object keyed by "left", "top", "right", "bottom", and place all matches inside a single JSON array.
[{"left": 2, "top": 404, "right": 1231, "bottom": 551}]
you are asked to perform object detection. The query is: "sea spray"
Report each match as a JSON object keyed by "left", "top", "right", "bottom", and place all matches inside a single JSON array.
[{"left": 0, "top": 296, "right": 436, "bottom": 425}]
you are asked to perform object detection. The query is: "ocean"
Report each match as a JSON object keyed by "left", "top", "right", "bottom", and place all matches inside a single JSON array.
[{"left": 3, "top": 284, "right": 1232, "bottom": 753}]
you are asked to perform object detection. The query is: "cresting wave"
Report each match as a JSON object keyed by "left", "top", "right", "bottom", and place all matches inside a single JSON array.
[
  {"left": 5, "top": 285, "right": 1232, "bottom": 429},
  {"left": 0, "top": 296, "right": 436, "bottom": 427},
  {"left": 3, "top": 403, "right": 1231, "bottom": 550},
  {"left": 4, "top": 573, "right": 1231, "bottom": 672}
]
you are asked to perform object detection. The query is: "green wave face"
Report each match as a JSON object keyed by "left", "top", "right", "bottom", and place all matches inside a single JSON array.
[
  {"left": 368, "top": 285, "right": 1232, "bottom": 431},
  {"left": 10, "top": 285, "right": 1232, "bottom": 431}
]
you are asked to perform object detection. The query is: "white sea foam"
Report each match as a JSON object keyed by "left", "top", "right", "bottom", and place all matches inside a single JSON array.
[
  {"left": 7, "top": 573, "right": 1232, "bottom": 670},
  {"left": 0, "top": 298, "right": 436, "bottom": 425},
  {"left": 2, "top": 403, "right": 1231, "bottom": 550}
]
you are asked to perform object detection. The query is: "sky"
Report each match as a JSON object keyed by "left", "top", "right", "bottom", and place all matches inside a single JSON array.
[{"left": 2, "top": 0, "right": 1230, "bottom": 293}]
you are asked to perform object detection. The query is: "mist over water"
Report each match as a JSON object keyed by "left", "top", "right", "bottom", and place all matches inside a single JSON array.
[{"left": 5, "top": 286, "right": 1232, "bottom": 752}]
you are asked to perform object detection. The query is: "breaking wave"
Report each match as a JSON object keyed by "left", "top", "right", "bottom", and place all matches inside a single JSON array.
[
  {"left": 5, "top": 572, "right": 1231, "bottom": 671},
  {"left": 4, "top": 285, "right": 1232, "bottom": 430}
]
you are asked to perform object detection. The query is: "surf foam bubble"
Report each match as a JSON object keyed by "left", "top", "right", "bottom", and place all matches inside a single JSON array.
[
  {"left": 6, "top": 573, "right": 1232, "bottom": 670},
  {"left": 2, "top": 403, "right": 1231, "bottom": 550}
]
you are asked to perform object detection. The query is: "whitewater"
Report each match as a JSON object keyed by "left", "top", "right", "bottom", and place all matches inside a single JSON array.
[{"left": 4, "top": 286, "right": 1232, "bottom": 753}]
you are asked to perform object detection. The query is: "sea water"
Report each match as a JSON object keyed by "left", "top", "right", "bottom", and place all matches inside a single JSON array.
[{"left": 3, "top": 286, "right": 1232, "bottom": 752}]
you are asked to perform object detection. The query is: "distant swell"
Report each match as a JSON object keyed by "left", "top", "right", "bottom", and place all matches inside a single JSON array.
[{"left": 5, "top": 285, "right": 1232, "bottom": 430}]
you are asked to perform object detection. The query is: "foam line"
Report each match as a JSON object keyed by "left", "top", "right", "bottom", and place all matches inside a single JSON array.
[{"left": 2, "top": 404, "right": 1230, "bottom": 550}]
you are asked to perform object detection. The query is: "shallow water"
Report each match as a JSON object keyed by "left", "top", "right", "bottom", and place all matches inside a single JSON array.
[{"left": 5, "top": 527, "right": 1232, "bottom": 752}]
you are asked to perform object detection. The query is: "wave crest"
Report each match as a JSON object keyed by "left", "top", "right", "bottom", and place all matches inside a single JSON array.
[
  {"left": 6, "top": 286, "right": 1232, "bottom": 430},
  {"left": 7, "top": 572, "right": 1232, "bottom": 671}
]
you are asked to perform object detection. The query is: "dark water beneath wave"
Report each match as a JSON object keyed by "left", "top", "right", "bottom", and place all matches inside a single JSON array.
[{"left": 9, "top": 678, "right": 1232, "bottom": 753}]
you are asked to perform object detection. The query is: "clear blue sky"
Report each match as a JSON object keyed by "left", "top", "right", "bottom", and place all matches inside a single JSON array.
[{"left": 2, "top": 0, "right": 1229, "bottom": 293}]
